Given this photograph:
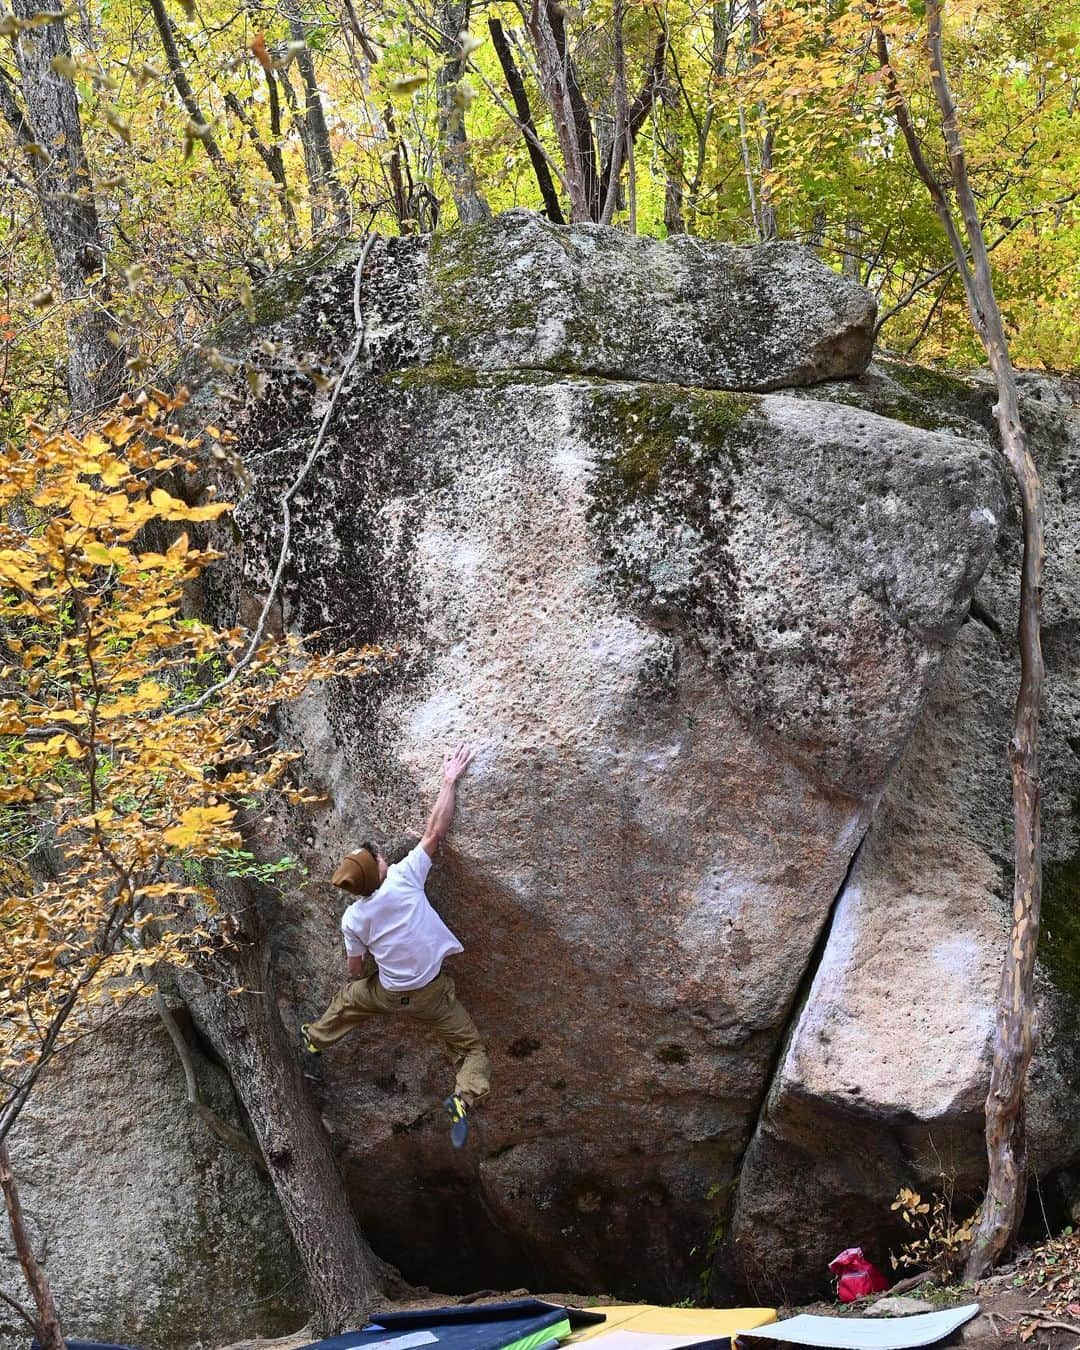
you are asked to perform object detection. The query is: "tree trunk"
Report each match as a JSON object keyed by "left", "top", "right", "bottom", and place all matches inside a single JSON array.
[
  {"left": 842, "top": 210, "right": 863, "bottom": 278},
  {"left": 148, "top": 0, "right": 247, "bottom": 220},
  {"left": 746, "top": 0, "right": 775, "bottom": 240},
  {"left": 178, "top": 877, "right": 397, "bottom": 1335},
  {"left": 488, "top": 19, "right": 564, "bottom": 223},
  {"left": 0, "top": 1142, "right": 65, "bottom": 1350},
  {"left": 524, "top": 0, "right": 595, "bottom": 221},
  {"left": 434, "top": 0, "right": 491, "bottom": 225},
  {"left": 278, "top": 64, "right": 326, "bottom": 235},
  {"left": 280, "top": 1, "right": 351, "bottom": 233},
  {"left": 1, "top": 2, "right": 124, "bottom": 414},
  {"left": 917, "top": 0, "right": 1046, "bottom": 1276},
  {"left": 873, "top": 7, "right": 1046, "bottom": 1281},
  {"left": 805, "top": 205, "right": 826, "bottom": 253},
  {"left": 597, "top": 30, "right": 666, "bottom": 226},
  {"left": 381, "top": 100, "right": 413, "bottom": 234}
]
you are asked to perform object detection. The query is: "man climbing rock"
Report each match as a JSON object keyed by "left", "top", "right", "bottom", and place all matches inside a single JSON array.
[{"left": 301, "top": 743, "right": 491, "bottom": 1146}]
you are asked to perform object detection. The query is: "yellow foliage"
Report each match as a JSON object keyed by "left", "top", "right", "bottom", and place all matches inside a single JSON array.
[
  {"left": 890, "top": 1184, "right": 981, "bottom": 1276},
  {"left": 0, "top": 392, "right": 380, "bottom": 1114}
]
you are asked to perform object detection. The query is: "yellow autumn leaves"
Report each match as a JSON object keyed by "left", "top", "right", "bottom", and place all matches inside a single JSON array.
[{"left": 0, "top": 390, "right": 379, "bottom": 1081}]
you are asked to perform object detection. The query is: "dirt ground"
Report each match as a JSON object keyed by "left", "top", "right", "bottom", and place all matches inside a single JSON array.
[
  {"left": 217, "top": 1233, "right": 1080, "bottom": 1350},
  {"left": 773, "top": 1234, "right": 1080, "bottom": 1349}
]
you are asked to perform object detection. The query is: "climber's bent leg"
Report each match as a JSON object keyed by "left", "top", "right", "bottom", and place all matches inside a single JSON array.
[
  {"left": 304, "top": 973, "right": 384, "bottom": 1050},
  {"left": 402, "top": 972, "right": 492, "bottom": 1106}
]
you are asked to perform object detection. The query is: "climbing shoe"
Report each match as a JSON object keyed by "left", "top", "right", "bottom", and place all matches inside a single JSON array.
[
  {"left": 444, "top": 1094, "right": 469, "bottom": 1148},
  {"left": 300, "top": 1023, "right": 322, "bottom": 1055}
]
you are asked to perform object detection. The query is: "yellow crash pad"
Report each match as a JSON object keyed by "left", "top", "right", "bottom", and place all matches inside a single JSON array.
[{"left": 567, "top": 1303, "right": 777, "bottom": 1344}]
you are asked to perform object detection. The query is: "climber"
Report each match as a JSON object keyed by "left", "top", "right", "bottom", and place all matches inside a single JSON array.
[{"left": 301, "top": 742, "right": 491, "bottom": 1147}]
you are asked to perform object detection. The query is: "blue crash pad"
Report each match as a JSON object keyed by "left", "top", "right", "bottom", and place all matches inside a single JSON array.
[{"left": 302, "top": 1299, "right": 605, "bottom": 1350}]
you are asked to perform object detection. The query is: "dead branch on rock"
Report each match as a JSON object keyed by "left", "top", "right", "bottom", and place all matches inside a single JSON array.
[
  {"left": 155, "top": 989, "right": 268, "bottom": 1173},
  {"left": 174, "top": 226, "right": 377, "bottom": 716}
]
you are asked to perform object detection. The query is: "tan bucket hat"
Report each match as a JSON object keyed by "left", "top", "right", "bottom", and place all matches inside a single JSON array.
[{"left": 331, "top": 847, "right": 380, "bottom": 897}]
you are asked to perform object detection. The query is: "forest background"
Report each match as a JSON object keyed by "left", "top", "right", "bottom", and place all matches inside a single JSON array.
[{"left": 0, "top": 0, "right": 1077, "bottom": 434}]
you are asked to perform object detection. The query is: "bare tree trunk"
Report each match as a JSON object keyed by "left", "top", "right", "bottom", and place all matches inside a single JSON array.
[
  {"left": 381, "top": 100, "right": 414, "bottom": 234},
  {"left": 0, "top": 3, "right": 124, "bottom": 414},
  {"left": 597, "top": 29, "right": 666, "bottom": 226},
  {"left": 598, "top": 0, "right": 628, "bottom": 227},
  {"left": 737, "top": 103, "right": 761, "bottom": 237},
  {"left": 178, "top": 877, "right": 401, "bottom": 1335},
  {"left": 524, "top": 0, "right": 594, "bottom": 221},
  {"left": 279, "top": 64, "right": 327, "bottom": 235},
  {"left": 0, "top": 1142, "right": 64, "bottom": 1350},
  {"left": 280, "top": 1, "right": 351, "bottom": 233},
  {"left": 920, "top": 5, "right": 1046, "bottom": 1276},
  {"left": 875, "top": 8, "right": 1045, "bottom": 1280},
  {"left": 805, "top": 204, "right": 826, "bottom": 252},
  {"left": 663, "top": 138, "right": 686, "bottom": 236},
  {"left": 148, "top": 0, "right": 248, "bottom": 220},
  {"left": 842, "top": 210, "right": 863, "bottom": 278},
  {"left": 759, "top": 125, "right": 776, "bottom": 238},
  {"left": 746, "top": 0, "right": 776, "bottom": 239},
  {"left": 488, "top": 18, "right": 564, "bottom": 223},
  {"left": 434, "top": 0, "right": 490, "bottom": 225}
]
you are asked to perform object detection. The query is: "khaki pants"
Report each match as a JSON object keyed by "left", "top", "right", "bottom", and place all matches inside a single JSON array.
[{"left": 306, "top": 969, "right": 491, "bottom": 1106}]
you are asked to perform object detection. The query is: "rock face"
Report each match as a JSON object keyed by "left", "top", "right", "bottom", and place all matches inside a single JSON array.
[
  {"left": 425, "top": 211, "right": 877, "bottom": 391},
  {"left": 1, "top": 1004, "right": 302, "bottom": 1350},
  {"left": 195, "top": 213, "right": 1009, "bottom": 1302},
  {"left": 18, "top": 213, "right": 1080, "bottom": 1339},
  {"left": 727, "top": 365, "right": 1080, "bottom": 1297}
]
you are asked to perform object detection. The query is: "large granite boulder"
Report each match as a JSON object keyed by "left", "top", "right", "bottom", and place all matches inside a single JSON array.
[
  {"left": 192, "top": 214, "right": 1005, "bottom": 1301},
  {"left": 726, "top": 365, "right": 1080, "bottom": 1296}
]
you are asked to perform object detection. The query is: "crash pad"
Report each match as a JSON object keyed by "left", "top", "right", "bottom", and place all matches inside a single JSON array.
[
  {"left": 733, "top": 1303, "right": 980, "bottom": 1349},
  {"left": 302, "top": 1299, "right": 604, "bottom": 1350},
  {"left": 30, "top": 1343, "right": 135, "bottom": 1350},
  {"left": 567, "top": 1304, "right": 777, "bottom": 1348}
]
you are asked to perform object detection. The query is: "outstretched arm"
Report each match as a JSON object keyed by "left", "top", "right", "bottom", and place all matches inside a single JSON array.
[{"left": 420, "top": 742, "right": 474, "bottom": 858}]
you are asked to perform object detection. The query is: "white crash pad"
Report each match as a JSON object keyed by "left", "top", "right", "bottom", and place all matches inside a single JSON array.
[{"left": 735, "top": 1303, "right": 980, "bottom": 1349}]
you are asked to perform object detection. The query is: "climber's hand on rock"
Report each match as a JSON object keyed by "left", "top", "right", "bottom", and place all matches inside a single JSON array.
[{"left": 442, "top": 742, "right": 474, "bottom": 784}]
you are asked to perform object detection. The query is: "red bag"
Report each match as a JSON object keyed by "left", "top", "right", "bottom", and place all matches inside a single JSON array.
[{"left": 828, "top": 1247, "right": 890, "bottom": 1303}]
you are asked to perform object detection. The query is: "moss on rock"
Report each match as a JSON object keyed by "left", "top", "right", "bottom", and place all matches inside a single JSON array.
[
  {"left": 585, "top": 384, "right": 754, "bottom": 503},
  {"left": 584, "top": 381, "right": 756, "bottom": 661},
  {"left": 386, "top": 363, "right": 563, "bottom": 394},
  {"left": 1041, "top": 843, "right": 1080, "bottom": 1003},
  {"left": 878, "top": 358, "right": 975, "bottom": 404}
]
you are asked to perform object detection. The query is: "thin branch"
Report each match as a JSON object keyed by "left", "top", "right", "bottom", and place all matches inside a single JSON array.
[
  {"left": 154, "top": 988, "right": 268, "bottom": 1172},
  {"left": 172, "top": 226, "right": 378, "bottom": 716},
  {"left": 873, "top": 26, "right": 983, "bottom": 337},
  {"left": 898, "top": 271, "right": 952, "bottom": 355},
  {"left": 0, "top": 1286, "right": 41, "bottom": 1335}
]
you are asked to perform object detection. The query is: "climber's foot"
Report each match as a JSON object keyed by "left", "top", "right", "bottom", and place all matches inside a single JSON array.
[
  {"left": 301, "top": 1023, "right": 322, "bottom": 1055},
  {"left": 444, "top": 1094, "right": 468, "bottom": 1147}
]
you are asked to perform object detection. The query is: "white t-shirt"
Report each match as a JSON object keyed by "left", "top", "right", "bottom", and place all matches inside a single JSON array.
[{"left": 340, "top": 844, "right": 463, "bottom": 991}]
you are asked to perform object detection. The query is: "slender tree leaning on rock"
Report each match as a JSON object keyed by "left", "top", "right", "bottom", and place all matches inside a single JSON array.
[{"left": 873, "top": 0, "right": 1044, "bottom": 1279}]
